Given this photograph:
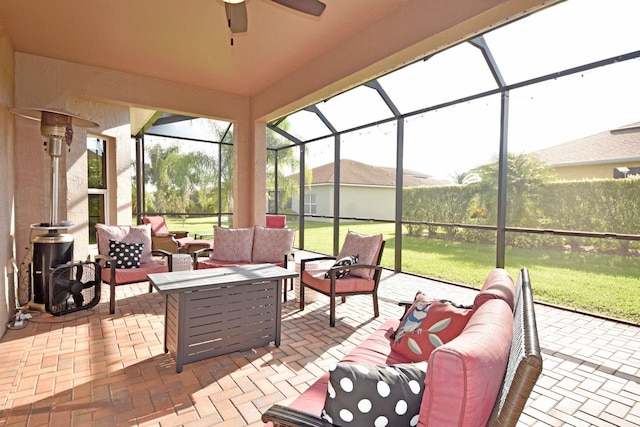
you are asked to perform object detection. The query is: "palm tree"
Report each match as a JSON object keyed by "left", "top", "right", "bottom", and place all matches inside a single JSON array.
[
  {"left": 473, "top": 152, "right": 556, "bottom": 227},
  {"left": 448, "top": 170, "right": 480, "bottom": 185}
]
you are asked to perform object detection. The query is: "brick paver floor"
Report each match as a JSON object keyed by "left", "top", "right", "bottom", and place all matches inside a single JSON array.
[{"left": 0, "top": 268, "right": 639, "bottom": 426}]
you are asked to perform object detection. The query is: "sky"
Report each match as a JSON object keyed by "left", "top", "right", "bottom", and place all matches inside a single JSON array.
[{"left": 283, "top": 0, "right": 640, "bottom": 180}]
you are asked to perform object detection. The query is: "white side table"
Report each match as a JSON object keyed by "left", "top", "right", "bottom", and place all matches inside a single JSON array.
[{"left": 171, "top": 253, "right": 192, "bottom": 271}]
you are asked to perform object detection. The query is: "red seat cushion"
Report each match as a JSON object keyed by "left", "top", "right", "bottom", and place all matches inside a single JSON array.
[
  {"left": 101, "top": 261, "right": 168, "bottom": 284},
  {"left": 301, "top": 269, "right": 376, "bottom": 294}
]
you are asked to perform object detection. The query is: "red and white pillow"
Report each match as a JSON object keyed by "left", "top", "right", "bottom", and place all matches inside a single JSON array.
[{"left": 392, "top": 293, "right": 472, "bottom": 362}]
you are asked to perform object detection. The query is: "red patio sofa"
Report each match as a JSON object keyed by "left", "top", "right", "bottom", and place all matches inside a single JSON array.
[{"left": 262, "top": 268, "right": 542, "bottom": 427}]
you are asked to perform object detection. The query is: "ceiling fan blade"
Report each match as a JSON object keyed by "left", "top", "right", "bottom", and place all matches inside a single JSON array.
[
  {"left": 271, "top": 0, "right": 326, "bottom": 17},
  {"left": 225, "top": 2, "right": 248, "bottom": 33}
]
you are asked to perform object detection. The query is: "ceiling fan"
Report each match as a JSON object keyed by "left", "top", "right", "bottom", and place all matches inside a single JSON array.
[{"left": 223, "top": 0, "right": 326, "bottom": 34}]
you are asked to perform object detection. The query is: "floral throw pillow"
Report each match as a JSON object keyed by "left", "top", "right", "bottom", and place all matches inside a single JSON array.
[
  {"left": 325, "top": 254, "right": 358, "bottom": 279},
  {"left": 212, "top": 226, "right": 255, "bottom": 262},
  {"left": 336, "top": 231, "right": 383, "bottom": 280},
  {"left": 251, "top": 226, "right": 295, "bottom": 263},
  {"left": 108, "top": 239, "right": 143, "bottom": 269},
  {"left": 322, "top": 362, "right": 427, "bottom": 427},
  {"left": 391, "top": 293, "right": 472, "bottom": 362}
]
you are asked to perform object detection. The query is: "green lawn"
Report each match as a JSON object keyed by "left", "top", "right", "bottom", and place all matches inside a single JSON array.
[{"left": 164, "top": 216, "right": 640, "bottom": 324}]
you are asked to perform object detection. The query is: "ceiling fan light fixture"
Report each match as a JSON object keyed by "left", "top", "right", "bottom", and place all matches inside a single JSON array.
[{"left": 223, "top": 0, "right": 244, "bottom": 4}]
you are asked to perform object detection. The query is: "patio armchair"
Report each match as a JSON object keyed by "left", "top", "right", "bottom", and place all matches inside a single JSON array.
[
  {"left": 142, "top": 215, "right": 212, "bottom": 254},
  {"left": 299, "top": 231, "right": 385, "bottom": 327},
  {"left": 95, "top": 223, "right": 172, "bottom": 314}
]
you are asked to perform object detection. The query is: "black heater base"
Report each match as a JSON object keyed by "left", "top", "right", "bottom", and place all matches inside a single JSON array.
[{"left": 31, "top": 232, "right": 73, "bottom": 312}]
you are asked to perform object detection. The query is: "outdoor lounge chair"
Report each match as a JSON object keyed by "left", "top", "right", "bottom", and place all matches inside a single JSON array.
[
  {"left": 142, "top": 215, "right": 212, "bottom": 254},
  {"left": 95, "top": 223, "right": 172, "bottom": 314},
  {"left": 299, "top": 231, "right": 385, "bottom": 326}
]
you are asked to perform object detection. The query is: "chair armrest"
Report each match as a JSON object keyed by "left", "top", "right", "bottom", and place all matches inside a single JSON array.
[
  {"left": 151, "top": 234, "right": 179, "bottom": 253},
  {"left": 261, "top": 404, "right": 334, "bottom": 427},
  {"left": 152, "top": 249, "right": 172, "bottom": 258},
  {"left": 398, "top": 300, "right": 413, "bottom": 318},
  {"left": 192, "top": 247, "right": 214, "bottom": 269},
  {"left": 171, "top": 230, "right": 189, "bottom": 239},
  {"left": 284, "top": 249, "right": 297, "bottom": 269},
  {"left": 94, "top": 253, "right": 113, "bottom": 266},
  {"left": 301, "top": 256, "right": 336, "bottom": 270}
]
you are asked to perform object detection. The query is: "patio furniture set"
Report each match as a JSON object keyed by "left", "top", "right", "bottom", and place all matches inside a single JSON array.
[{"left": 92, "top": 220, "right": 542, "bottom": 425}]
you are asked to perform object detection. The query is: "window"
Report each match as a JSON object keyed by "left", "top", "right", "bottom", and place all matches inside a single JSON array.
[
  {"left": 87, "top": 136, "right": 108, "bottom": 244},
  {"left": 304, "top": 193, "right": 317, "bottom": 215}
]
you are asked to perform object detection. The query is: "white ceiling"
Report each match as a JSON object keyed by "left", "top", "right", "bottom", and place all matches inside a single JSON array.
[{"left": 0, "top": 0, "right": 412, "bottom": 98}]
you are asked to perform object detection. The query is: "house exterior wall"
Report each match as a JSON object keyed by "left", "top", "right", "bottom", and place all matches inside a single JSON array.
[
  {"left": 290, "top": 185, "right": 396, "bottom": 220},
  {"left": 340, "top": 186, "right": 395, "bottom": 220},
  {"left": 0, "top": 22, "right": 15, "bottom": 338},
  {"left": 553, "top": 161, "right": 640, "bottom": 180}
]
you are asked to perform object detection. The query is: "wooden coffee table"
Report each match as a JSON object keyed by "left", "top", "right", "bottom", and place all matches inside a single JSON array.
[{"left": 148, "top": 264, "right": 297, "bottom": 372}]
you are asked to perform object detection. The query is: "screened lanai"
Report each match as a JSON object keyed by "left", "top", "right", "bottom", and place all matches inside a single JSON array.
[{"left": 138, "top": 0, "right": 640, "bottom": 324}]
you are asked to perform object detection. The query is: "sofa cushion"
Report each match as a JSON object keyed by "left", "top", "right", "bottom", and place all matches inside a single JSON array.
[
  {"left": 212, "top": 226, "right": 254, "bottom": 262},
  {"left": 474, "top": 268, "right": 515, "bottom": 311},
  {"left": 251, "top": 226, "right": 295, "bottom": 263},
  {"left": 325, "top": 254, "right": 358, "bottom": 279},
  {"left": 418, "top": 299, "right": 513, "bottom": 427},
  {"left": 392, "top": 293, "right": 472, "bottom": 362},
  {"left": 108, "top": 240, "right": 143, "bottom": 269},
  {"left": 96, "top": 223, "right": 154, "bottom": 264},
  {"left": 337, "top": 231, "right": 383, "bottom": 279},
  {"left": 322, "top": 362, "right": 427, "bottom": 427}
]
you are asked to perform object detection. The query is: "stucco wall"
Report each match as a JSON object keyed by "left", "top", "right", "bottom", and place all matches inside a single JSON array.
[
  {"left": 0, "top": 22, "right": 15, "bottom": 338},
  {"left": 554, "top": 161, "right": 640, "bottom": 181},
  {"left": 340, "top": 186, "right": 395, "bottom": 220},
  {"left": 290, "top": 185, "right": 396, "bottom": 220}
]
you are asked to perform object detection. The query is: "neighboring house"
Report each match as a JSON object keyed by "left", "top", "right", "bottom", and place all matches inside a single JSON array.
[
  {"left": 287, "top": 159, "right": 449, "bottom": 220},
  {"left": 533, "top": 122, "right": 640, "bottom": 180}
]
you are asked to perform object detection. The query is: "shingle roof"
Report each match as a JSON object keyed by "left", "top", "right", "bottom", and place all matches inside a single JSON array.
[
  {"left": 300, "top": 159, "right": 449, "bottom": 187},
  {"left": 533, "top": 122, "right": 640, "bottom": 166}
]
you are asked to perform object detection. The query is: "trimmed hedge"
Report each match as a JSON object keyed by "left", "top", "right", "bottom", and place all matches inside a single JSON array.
[{"left": 403, "top": 177, "right": 640, "bottom": 251}]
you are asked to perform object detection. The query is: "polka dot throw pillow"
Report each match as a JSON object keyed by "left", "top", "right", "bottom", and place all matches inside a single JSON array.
[
  {"left": 325, "top": 254, "right": 358, "bottom": 279},
  {"left": 321, "top": 362, "right": 427, "bottom": 427},
  {"left": 108, "top": 239, "right": 143, "bottom": 269}
]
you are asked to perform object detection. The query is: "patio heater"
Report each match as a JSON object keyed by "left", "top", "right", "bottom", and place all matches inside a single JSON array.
[{"left": 11, "top": 108, "right": 98, "bottom": 311}]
